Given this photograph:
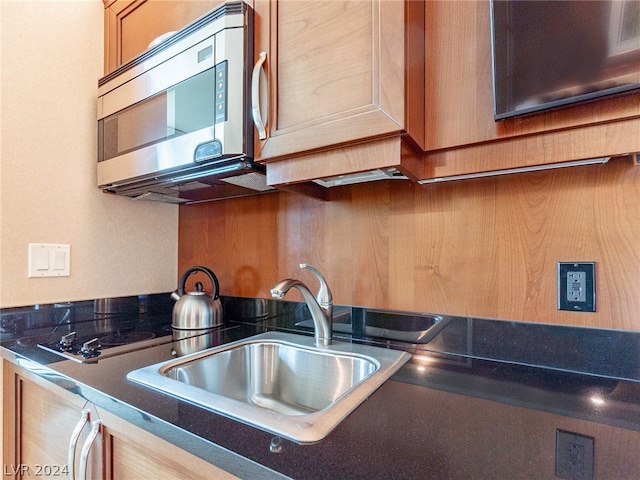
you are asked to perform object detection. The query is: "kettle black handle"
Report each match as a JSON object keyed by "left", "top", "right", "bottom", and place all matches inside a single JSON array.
[{"left": 177, "top": 266, "right": 220, "bottom": 300}]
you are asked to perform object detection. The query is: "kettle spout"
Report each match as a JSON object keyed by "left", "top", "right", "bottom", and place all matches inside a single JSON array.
[{"left": 171, "top": 291, "right": 181, "bottom": 301}]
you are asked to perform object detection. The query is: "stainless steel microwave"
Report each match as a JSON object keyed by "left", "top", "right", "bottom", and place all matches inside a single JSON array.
[{"left": 97, "top": 2, "right": 273, "bottom": 204}]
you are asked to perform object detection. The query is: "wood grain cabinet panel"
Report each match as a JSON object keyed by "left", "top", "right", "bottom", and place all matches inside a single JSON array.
[
  {"left": 253, "top": 0, "right": 425, "bottom": 182},
  {"left": 419, "top": 0, "right": 640, "bottom": 180},
  {"left": 103, "top": 0, "right": 222, "bottom": 74},
  {"left": 3, "top": 361, "right": 102, "bottom": 479},
  {"left": 99, "top": 406, "right": 238, "bottom": 480}
]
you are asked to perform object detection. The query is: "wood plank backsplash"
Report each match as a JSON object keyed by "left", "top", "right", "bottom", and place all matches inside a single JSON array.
[{"left": 178, "top": 157, "right": 640, "bottom": 330}]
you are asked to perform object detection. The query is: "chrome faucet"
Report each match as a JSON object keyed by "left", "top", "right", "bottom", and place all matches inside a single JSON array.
[{"left": 270, "top": 264, "right": 333, "bottom": 346}]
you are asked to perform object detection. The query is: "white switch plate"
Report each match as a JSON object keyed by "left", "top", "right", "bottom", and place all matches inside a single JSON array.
[{"left": 28, "top": 244, "right": 70, "bottom": 277}]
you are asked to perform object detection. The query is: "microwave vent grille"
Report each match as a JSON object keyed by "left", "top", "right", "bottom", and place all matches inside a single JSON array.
[
  {"left": 220, "top": 172, "right": 275, "bottom": 192},
  {"left": 132, "top": 192, "right": 189, "bottom": 204}
]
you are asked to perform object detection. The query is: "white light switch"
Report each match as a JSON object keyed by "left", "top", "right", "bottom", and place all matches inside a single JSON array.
[
  {"left": 28, "top": 244, "right": 70, "bottom": 277},
  {"left": 35, "top": 250, "right": 49, "bottom": 270},
  {"left": 53, "top": 250, "right": 66, "bottom": 270}
]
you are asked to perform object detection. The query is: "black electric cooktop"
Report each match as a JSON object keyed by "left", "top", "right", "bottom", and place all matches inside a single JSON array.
[{"left": 38, "top": 315, "right": 174, "bottom": 363}]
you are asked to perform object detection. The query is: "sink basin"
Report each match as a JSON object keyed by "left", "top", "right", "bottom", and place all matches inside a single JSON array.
[
  {"left": 127, "top": 331, "right": 410, "bottom": 443},
  {"left": 164, "top": 341, "right": 376, "bottom": 415}
]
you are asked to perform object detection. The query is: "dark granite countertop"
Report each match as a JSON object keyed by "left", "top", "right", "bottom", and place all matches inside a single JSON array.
[{"left": 2, "top": 295, "right": 640, "bottom": 479}]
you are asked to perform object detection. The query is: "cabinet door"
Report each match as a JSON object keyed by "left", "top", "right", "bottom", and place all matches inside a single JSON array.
[
  {"left": 3, "top": 362, "right": 102, "bottom": 479},
  {"left": 96, "top": 406, "right": 239, "bottom": 480},
  {"left": 2, "top": 361, "right": 238, "bottom": 480},
  {"left": 418, "top": 0, "right": 640, "bottom": 180},
  {"left": 103, "top": 0, "right": 223, "bottom": 74},
  {"left": 253, "top": 0, "right": 413, "bottom": 162}
]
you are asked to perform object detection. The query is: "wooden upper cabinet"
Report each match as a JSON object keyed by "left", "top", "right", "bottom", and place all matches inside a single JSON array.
[
  {"left": 418, "top": 0, "right": 640, "bottom": 180},
  {"left": 252, "top": 0, "right": 425, "bottom": 164},
  {"left": 103, "top": 0, "right": 223, "bottom": 74},
  {"left": 101, "top": 0, "right": 425, "bottom": 189}
]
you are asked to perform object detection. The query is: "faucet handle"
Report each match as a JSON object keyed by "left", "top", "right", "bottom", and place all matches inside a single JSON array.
[{"left": 300, "top": 264, "right": 332, "bottom": 307}]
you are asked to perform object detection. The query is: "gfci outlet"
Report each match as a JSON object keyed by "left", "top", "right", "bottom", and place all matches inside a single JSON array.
[
  {"left": 557, "top": 262, "right": 595, "bottom": 312},
  {"left": 556, "top": 430, "right": 594, "bottom": 480}
]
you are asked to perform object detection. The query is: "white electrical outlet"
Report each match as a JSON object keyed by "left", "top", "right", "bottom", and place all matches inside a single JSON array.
[{"left": 28, "top": 244, "right": 70, "bottom": 277}]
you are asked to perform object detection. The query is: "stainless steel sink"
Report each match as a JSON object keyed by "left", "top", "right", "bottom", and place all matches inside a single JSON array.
[
  {"left": 163, "top": 340, "right": 376, "bottom": 415},
  {"left": 127, "top": 331, "right": 410, "bottom": 443}
]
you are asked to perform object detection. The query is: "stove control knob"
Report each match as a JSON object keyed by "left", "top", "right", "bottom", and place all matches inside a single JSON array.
[
  {"left": 60, "top": 331, "right": 77, "bottom": 351},
  {"left": 80, "top": 338, "right": 101, "bottom": 358}
]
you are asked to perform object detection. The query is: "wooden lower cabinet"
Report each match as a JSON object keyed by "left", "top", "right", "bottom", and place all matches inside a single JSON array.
[
  {"left": 99, "top": 407, "right": 238, "bottom": 480},
  {"left": 2, "top": 360, "right": 238, "bottom": 480}
]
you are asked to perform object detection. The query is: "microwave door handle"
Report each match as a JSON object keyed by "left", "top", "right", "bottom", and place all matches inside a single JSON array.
[{"left": 251, "top": 51, "right": 268, "bottom": 140}]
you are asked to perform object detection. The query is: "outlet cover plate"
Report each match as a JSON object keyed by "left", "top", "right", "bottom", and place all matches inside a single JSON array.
[
  {"left": 556, "top": 429, "right": 594, "bottom": 480},
  {"left": 557, "top": 262, "right": 595, "bottom": 312}
]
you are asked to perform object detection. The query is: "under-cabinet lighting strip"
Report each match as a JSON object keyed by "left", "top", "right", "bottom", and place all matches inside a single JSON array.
[
  {"left": 314, "top": 168, "right": 408, "bottom": 188},
  {"left": 418, "top": 157, "right": 610, "bottom": 184}
]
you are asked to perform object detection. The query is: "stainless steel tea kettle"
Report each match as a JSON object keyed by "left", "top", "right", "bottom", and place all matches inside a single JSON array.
[{"left": 171, "top": 266, "right": 223, "bottom": 329}]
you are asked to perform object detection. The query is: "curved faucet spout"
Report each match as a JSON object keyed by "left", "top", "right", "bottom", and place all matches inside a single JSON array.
[
  {"left": 300, "top": 263, "right": 332, "bottom": 308},
  {"left": 270, "top": 268, "right": 333, "bottom": 347}
]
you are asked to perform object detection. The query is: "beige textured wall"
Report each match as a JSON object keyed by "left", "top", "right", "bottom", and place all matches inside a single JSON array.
[{"left": 0, "top": 1, "right": 178, "bottom": 308}]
